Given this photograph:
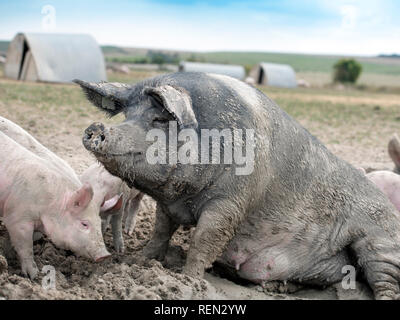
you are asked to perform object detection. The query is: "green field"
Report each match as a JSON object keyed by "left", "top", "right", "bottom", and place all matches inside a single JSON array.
[
  {"left": 103, "top": 47, "right": 400, "bottom": 88},
  {"left": 190, "top": 52, "right": 400, "bottom": 75},
  {"left": 0, "top": 40, "right": 9, "bottom": 53},
  {"left": 103, "top": 46, "right": 400, "bottom": 76}
]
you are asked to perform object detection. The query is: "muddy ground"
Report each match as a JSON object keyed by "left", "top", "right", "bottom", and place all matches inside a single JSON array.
[
  {"left": 0, "top": 75, "right": 398, "bottom": 300},
  {"left": 0, "top": 192, "right": 374, "bottom": 300}
]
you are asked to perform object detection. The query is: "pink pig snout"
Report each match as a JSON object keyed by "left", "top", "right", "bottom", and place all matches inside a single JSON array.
[{"left": 94, "top": 248, "right": 111, "bottom": 262}]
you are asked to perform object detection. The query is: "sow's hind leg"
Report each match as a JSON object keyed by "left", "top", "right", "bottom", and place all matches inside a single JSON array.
[{"left": 351, "top": 228, "right": 400, "bottom": 300}]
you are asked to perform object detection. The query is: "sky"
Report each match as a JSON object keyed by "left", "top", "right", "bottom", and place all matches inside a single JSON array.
[{"left": 0, "top": 0, "right": 399, "bottom": 56}]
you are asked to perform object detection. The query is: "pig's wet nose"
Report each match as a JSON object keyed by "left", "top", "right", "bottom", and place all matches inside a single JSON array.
[
  {"left": 84, "top": 122, "right": 105, "bottom": 137},
  {"left": 83, "top": 122, "right": 107, "bottom": 152}
]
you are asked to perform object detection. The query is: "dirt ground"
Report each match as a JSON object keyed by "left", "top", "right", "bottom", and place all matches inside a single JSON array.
[{"left": 0, "top": 73, "right": 397, "bottom": 300}]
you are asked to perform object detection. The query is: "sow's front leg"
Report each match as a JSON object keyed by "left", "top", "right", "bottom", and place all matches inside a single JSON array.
[
  {"left": 4, "top": 218, "right": 38, "bottom": 279},
  {"left": 183, "top": 200, "right": 242, "bottom": 278},
  {"left": 124, "top": 193, "right": 144, "bottom": 236},
  {"left": 110, "top": 211, "right": 124, "bottom": 253},
  {"left": 143, "top": 204, "right": 178, "bottom": 261}
]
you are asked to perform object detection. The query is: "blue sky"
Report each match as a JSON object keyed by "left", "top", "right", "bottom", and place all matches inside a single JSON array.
[{"left": 0, "top": 0, "right": 399, "bottom": 55}]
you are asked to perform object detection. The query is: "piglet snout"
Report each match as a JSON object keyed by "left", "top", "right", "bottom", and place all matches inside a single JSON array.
[
  {"left": 95, "top": 249, "right": 111, "bottom": 262},
  {"left": 95, "top": 255, "right": 111, "bottom": 263}
]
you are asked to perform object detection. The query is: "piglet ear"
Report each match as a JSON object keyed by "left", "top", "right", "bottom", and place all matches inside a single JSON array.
[
  {"left": 357, "top": 167, "right": 366, "bottom": 175},
  {"left": 68, "top": 183, "right": 94, "bottom": 212},
  {"left": 388, "top": 133, "right": 400, "bottom": 172},
  {"left": 100, "top": 194, "right": 123, "bottom": 214}
]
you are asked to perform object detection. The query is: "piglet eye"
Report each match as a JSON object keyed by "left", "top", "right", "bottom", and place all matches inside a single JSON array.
[{"left": 80, "top": 221, "right": 89, "bottom": 229}]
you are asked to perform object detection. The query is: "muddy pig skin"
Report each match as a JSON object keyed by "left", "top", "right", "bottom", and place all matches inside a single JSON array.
[
  {"left": 80, "top": 163, "right": 144, "bottom": 253},
  {"left": 76, "top": 72, "right": 400, "bottom": 299},
  {"left": 366, "top": 171, "right": 400, "bottom": 212},
  {"left": 0, "top": 132, "right": 110, "bottom": 279}
]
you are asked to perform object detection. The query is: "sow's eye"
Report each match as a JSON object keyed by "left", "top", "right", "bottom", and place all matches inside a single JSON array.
[{"left": 152, "top": 117, "right": 169, "bottom": 127}]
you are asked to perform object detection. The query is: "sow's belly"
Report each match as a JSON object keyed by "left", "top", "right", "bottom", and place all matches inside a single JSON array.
[{"left": 218, "top": 221, "right": 296, "bottom": 284}]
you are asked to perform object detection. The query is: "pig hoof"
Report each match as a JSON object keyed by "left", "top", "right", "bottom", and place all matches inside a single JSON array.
[
  {"left": 0, "top": 255, "right": 8, "bottom": 274},
  {"left": 22, "top": 261, "right": 39, "bottom": 280},
  {"left": 143, "top": 241, "right": 167, "bottom": 261},
  {"left": 123, "top": 226, "right": 131, "bottom": 236},
  {"left": 375, "top": 291, "right": 400, "bottom": 300},
  {"left": 182, "top": 264, "right": 204, "bottom": 279},
  {"left": 125, "top": 227, "right": 135, "bottom": 236},
  {"left": 114, "top": 242, "right": 125, "bottom": 254}
]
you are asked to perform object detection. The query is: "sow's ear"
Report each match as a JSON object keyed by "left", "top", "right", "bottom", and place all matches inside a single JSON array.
[
  {"left": 73, "top": 79, "right": 131, "bottom": 117},
  {"left": 143, "top": 85, "right": 198, "bottom": 129}
]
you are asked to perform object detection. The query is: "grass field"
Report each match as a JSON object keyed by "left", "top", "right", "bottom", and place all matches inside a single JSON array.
[
  {"left": 297, "top": 71, "right": 400, "bottom": 88},
  {"left": 0, "top": 41, "right": 9, "bottom": 53},
  {"left": 181, "top": 51, "right": 400, "bottom": 75},
  {"left": 102, "top": 45, "right": 400, "bottom": 75},
  {"left": 101, "top": 46, "right": 400, "bottom": 87}
]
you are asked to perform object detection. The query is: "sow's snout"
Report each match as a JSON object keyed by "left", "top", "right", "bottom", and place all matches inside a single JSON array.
[{"left": 83, "top": 122, "right": 107, "bottom": 153}]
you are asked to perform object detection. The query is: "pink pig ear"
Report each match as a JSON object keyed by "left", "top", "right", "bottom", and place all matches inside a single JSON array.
[
  {"left": 388, "top": 134, "right": 400, "bottom": 170},
  {"left": 68, "top": 183, "right": 94, "bottom": 212},
  {"left": 100, "top": 194, "right": 123, "bottom": 214},
  {"left": 357, "top": 167, "right": 366, "bottom": 175}
]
